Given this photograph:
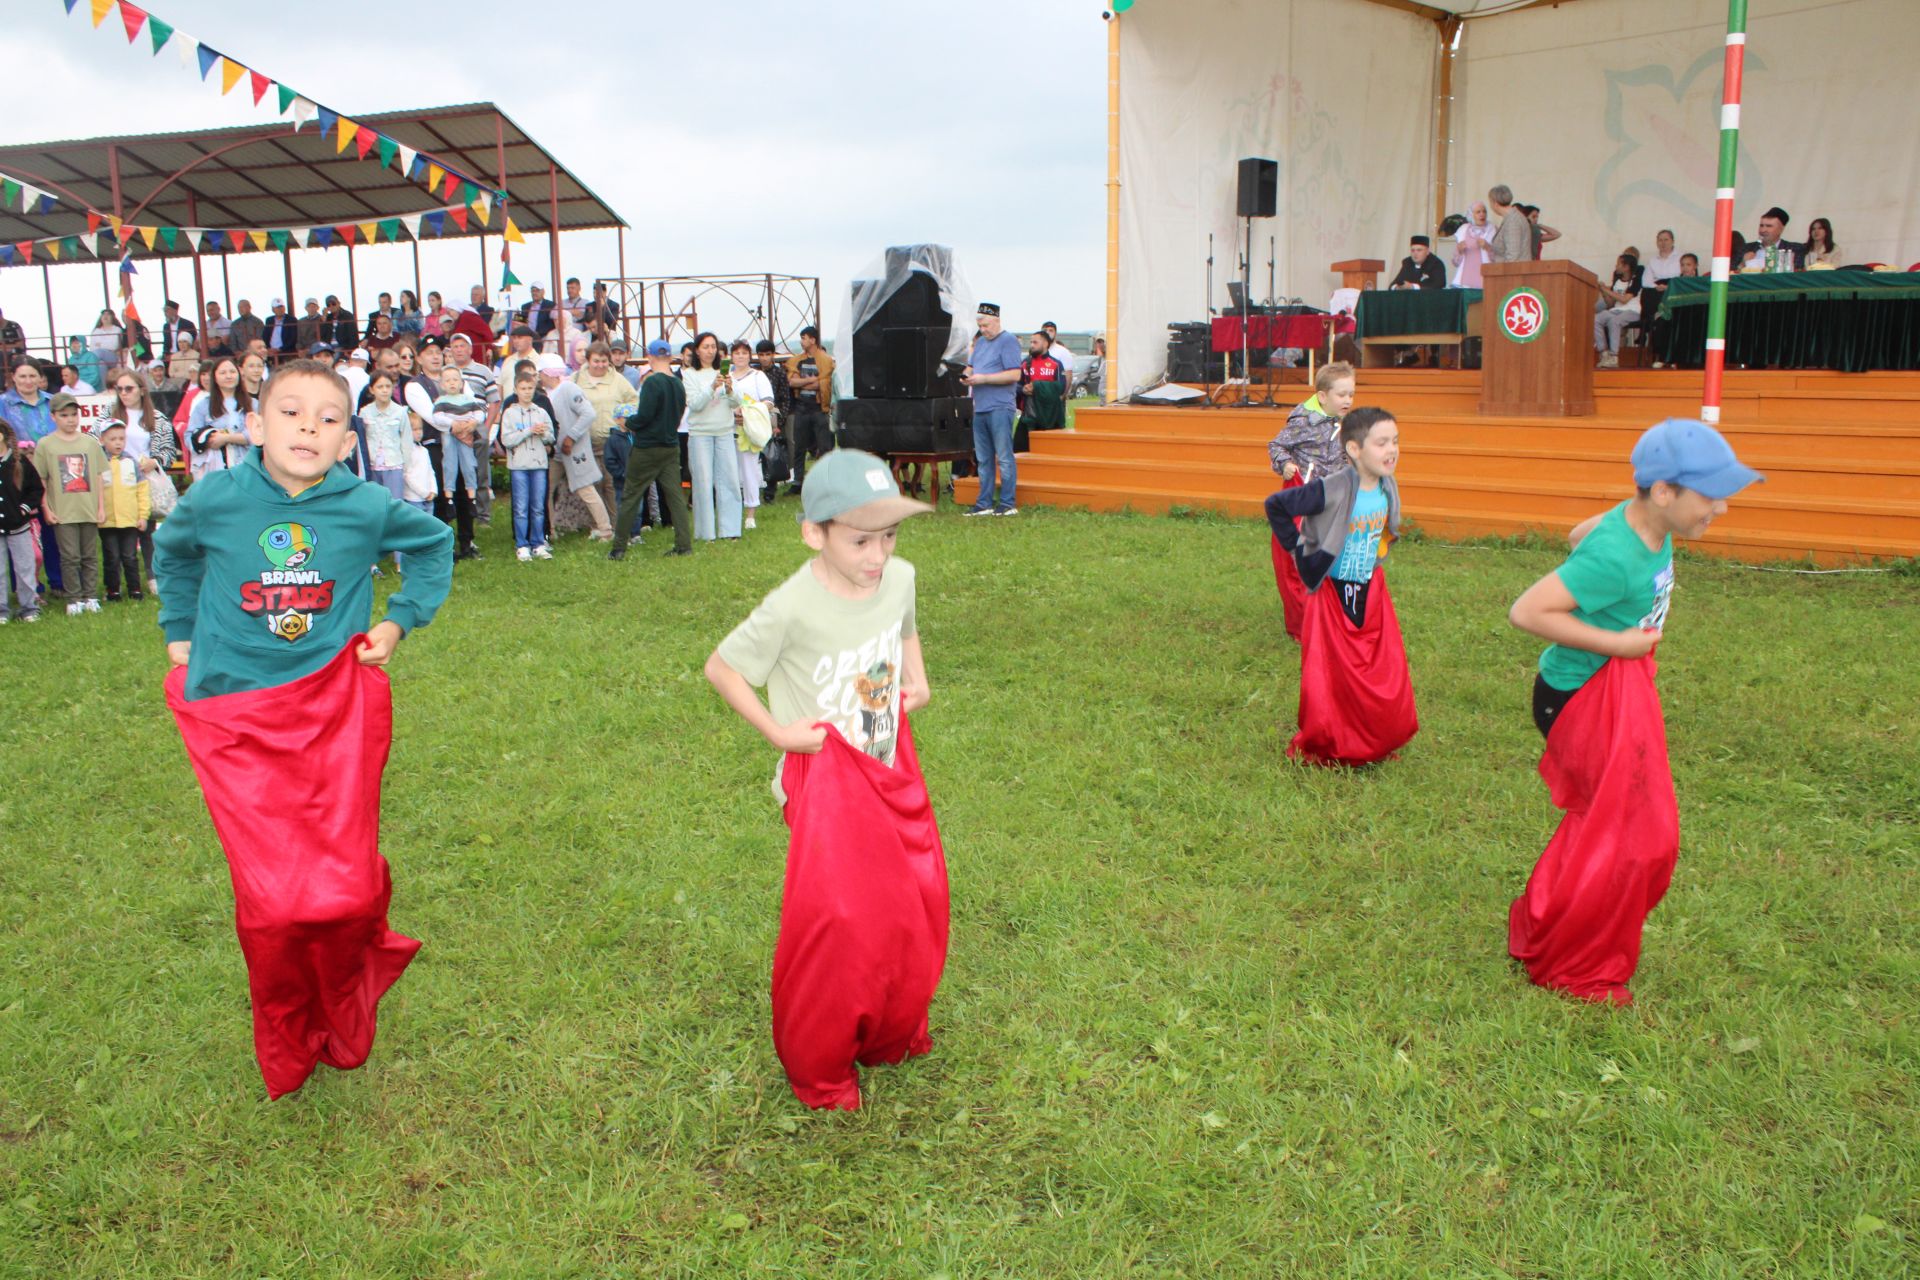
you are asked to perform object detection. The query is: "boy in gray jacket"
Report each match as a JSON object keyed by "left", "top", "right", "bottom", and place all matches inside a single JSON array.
[{"left": 497, "top": 367, "right": 555, "bottom": 560}]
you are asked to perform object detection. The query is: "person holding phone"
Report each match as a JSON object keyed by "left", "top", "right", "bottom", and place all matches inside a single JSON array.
[{"left": 683, "top": 331, "right": 743, "bottom": 541}]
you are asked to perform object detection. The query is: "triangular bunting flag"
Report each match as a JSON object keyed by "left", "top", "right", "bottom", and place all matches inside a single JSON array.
[
  {"left": 13, "top": 242, "right": 32, "bottom": 264},
  {"left": 277, "top": 84, "right": 295, "bottom": 114},
  {"left": 119, "top": 1, "right": 147, "bottom": 43},
  {"left": 426, "top": 164, "right": 444, "bottom": 193},
  {"left": 157, "top": 226, "right": 177, "bottom": 250},
  {"left": 399, "top": 214, "right": 421, "bottom": 240},
  {"left": 90, "top": 0, "right": 114, "bottom": 28},
  {"left": 292, "top": 97, "right": 316, "bottom": 130},
  {"left": 0, "top": 247, "right": 14, "bottom": 267},
  {"left": 471, "top": 190, "right": 492, "bottom": 221},
  {"left": 63, "top": 0, "right": 80, "bottom": 14},
  {"left": 315, "top": 105, "right": 337, "bottom": 137},
  {"left": 336, "top": 224, "right": 357, "bottom": 246},
  {"left": 358, "top": 221, "right": 378, "bottom": 245},
  {"left": 228, "top": 230, "right": 246, "bottom": 252},
  {"left": 376, "top": 136, "right": 398, "bottom": 169},
  {"left": 407, "top": 154, "right": 427, "bottom": 180},
  {"left": 249, "top": 71, "right": 271, "bottom": 106},
  {"left": 147, "top": 14, "right": 172, "bottom": 54},
  {"left": 175, "top": 27, "right": 195, "bottom": 69},
  {"left": 379, "top": 218, "right": 401, "bottom": 242},
  {"left": 115, "top": 222, "right": 134, "bottom": 246},
  {"left": 0, "top": 179, "right": 17, "bottom": 207},
  {"left": 268, "top": 230, "right": 290, "bottom": 251},
  {"left": 443, "top": 172, "right": 461, "bottom": 201},
  {"left": 396, "top": 144, "right": 417, "bottom": 177},
  {"left": 337, "top": 119, "right": 357, "bottom": 155},
  {"left": 500, "top": 244, "right": 509, "bottom": 263},
  {"left": 220, "top": 58, "right": 246, "bottom": 96},
  {"left": 139, "top": 225, "right": 158, "bottom": 249},
  {"left": 354, "top": 128, "right": 375, "bottom": 160},
  {"left": 46, "top": 239, "right": 62, "bottom": 262},
  {"left": 312, "top": 227, "right": 334, "bottom": 248},
  {"left": 501, "top": 266, "right": 521, "bottom": 289},
  {"left": 471, "top": 199, "right": 490, "bottom": 228},
  {"left": 503, "top": 218, "right": 525, "bottom": 245},
  {"left": 119, "top": 253, "right": 136, "bottom": 276},
  {"left": 196, "top": 44, "right": 218, "bottom": 81},
  {"left": 423, "top": 211, "right": 445, "bottom": 236},
  {"left": 448, "top": 206, "right": 469, "bottom": 232},
  {"left": 459, "top": 181, "right": 478, "bottom": 204},
  {"left": 68, "top": 236, "right": 91, "bottom": 258},
  {"left": 87, "top": 210, "right": 103, "bottom": 235},
  {"left": 249, "top": 231, "right": 267, "bottom": 251}
]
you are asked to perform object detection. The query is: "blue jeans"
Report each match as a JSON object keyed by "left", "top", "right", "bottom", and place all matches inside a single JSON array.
[
  {"left": 510, "top": 467, "right": 548, "bottom": 549},
  {"left": 603, "top": 428, "right": 647, "bottom": 537},
  {"left": 972, "top": 406, "right": 1016, "bottom": 509},
  {"left": 370, "top": 468, "right": 406, "bottom": 500},
  {"left": 687, "top": 432, "right": 742, "bottom": 540},
  {"left": 444, "top": 439, "right": 479, "bottom": 495}
]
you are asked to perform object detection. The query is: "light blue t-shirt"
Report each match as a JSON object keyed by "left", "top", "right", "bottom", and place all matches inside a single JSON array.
[
  {"left": 1331, "top": 483, "right": 1389, "bottom": 583},
  {"left": 969, "top": 330, "right": 1023, "bottom": 414}
]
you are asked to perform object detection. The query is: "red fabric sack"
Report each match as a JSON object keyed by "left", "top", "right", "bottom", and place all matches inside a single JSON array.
[
  {"left": 773, "top": 713, "right": 949, "bottom": 1110},
  {"left": 1508, "top": 654, "right": 1679, "bottom": 1005},
  {"left": 166, "top": 637, "right": 420, "bottom": 1098},
  {"left": 1269, "top": 473, "right": 1308, "bottom": 641},
  {"left": 1289, "top": 566, "right": 1418, "bottom": 766}
]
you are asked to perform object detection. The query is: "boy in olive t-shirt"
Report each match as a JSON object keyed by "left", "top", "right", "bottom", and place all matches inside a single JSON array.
[
  {"left": 33, "top": 392, "right": 107, "bottom": 614},
  {"left": 706, "top": 449, "right": 932, "bottom": 800},
  {"left": 1506, "top": 418, "right": 1762, "bottom": 1005}
]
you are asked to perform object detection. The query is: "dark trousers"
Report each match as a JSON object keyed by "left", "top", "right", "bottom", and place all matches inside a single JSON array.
[
  {"left": 427, "top": 442, "right": 477, "bottom": 550},
  {"left": 39, "top": 520, "right": 62, "bottom": 593},
  {"left": 99, "top": 527, "right": 142, "bottom": 597},
  {"left": 613, "top": 445, "right": 692, "bottom": 554},
  {"left": 790, "top": 404, "right": 832, "bottom": 484}
]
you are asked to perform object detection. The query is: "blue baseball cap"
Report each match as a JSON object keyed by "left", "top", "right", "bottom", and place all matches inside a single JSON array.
[
  {"left": 1630, "top": 418, "right": 1764, "bottom": 499},
  {"left": 646, "top": 339, "right": 672, "bottom": 357}
]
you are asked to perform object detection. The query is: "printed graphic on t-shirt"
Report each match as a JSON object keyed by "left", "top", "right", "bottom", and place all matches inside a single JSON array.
[
  {"left": 240, "top": 521, "right": 335, "bottom": 643},
  {"left": 59, "top": 454, "right": 90, "bottom": 492},
  {"left": 1333, "top": 503, "right": 1388, "bottom": 581},
  {"left": 813, "top": 620, "right": 904, "bottom": 763},
  {"left": 1642, "top": 563, "right": 1674, "bottom": 631}
]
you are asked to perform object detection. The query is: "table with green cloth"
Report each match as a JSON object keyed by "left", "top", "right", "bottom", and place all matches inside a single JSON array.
[
  {"left": 1355, "top": 288, "right": 1481, "bottom": 339},
  {"left": 1657, "top": 270, "right": 1920, "bottom": 372}
]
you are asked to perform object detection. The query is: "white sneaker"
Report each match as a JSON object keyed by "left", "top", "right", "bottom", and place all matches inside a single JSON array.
[
  {"left": 0, "top": 616, "right": 8, "bottom": 626},
  {"left": 516, "top": 546, "right": 532, "bottom": 562},
  {"left": 744, "top": 513, "right": 757, "bottom": 530},
  {"left": 19, "top": 611, "right": 36, "bottom": 623},
  {"left": 532, "top": 544, "right": 553, "bottom": 560},
  {"left": 147, "top": 578, "right": 158, "bottom": 595},
  {"left": 66, "top": 601, "right": 83, "bottom": 616},
  {"left": 84, "top": 599, "right": 102, "bottom": 613}
]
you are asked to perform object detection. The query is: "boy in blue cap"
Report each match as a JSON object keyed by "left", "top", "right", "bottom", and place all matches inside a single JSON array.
[{"left": 1505, "top": 418, "right": 1762, "bottom": 1005}]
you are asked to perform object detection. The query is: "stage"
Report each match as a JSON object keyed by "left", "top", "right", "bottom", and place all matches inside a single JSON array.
[{"left": 957, "top": 367, "right": 1920, "bottom": 565}]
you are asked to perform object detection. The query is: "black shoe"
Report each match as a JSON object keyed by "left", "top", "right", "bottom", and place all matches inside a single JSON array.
[
  {"left": 106, "top": 591, "right": 123, "bottom": 603},
  {"left": 129, "top": 591, "right": 145, "bottom": 602},
  {"left": 665, "top": 547, "right": 692, "bottom": 557},
  {"left": 785, "top": 483, "right": 803, "bottom": 497},
  {"left": 607, "top": 547, "right": 627, "bottom": 561}
]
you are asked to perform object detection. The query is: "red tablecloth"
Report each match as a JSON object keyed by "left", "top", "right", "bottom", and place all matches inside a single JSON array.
[{"left": 1211, "top": 314, "right": 1350, "bottom": 353}]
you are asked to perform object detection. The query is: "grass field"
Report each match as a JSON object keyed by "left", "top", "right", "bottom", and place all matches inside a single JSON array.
[{"left": 2, "top": 503, "right": 1915, "bottom": 1278}]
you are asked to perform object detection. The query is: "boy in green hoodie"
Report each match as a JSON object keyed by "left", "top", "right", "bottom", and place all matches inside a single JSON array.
[
  {"left": 154, "top": 358, "right": 454, "bottom": 1098},
  {"left": 155, "top": 358, "right": 454, "bottom": 699}
]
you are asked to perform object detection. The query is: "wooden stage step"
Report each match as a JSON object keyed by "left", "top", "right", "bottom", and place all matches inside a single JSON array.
[{"left": 954, "top": 369, "right": 1920, "bottom": 563}]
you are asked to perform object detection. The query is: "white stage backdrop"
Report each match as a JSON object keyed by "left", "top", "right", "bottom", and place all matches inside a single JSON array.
[
  {"left": 1453, "top": 0, "right": 1920, "bottom": 284},
  {"left": 1117, "top": 0, "right": 1437, "bottom": 390}
]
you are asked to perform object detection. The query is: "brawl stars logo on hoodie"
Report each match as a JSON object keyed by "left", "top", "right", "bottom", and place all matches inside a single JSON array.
[{"left": 241, "top": 521, "right": 335, "bottom": 642}]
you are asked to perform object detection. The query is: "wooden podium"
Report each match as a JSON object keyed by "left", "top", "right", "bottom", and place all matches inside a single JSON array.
[
  {"left": 1331, "top": 258, "right": 1385, "bottom": 292},
  {"left": 1480, "top": 260, "right": 1600, "bottom": 416}
]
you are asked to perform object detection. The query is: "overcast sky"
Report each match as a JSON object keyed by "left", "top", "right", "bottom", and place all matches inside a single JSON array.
[{"left": 0, "top": 0, "right": 1107, "bottom": 350}]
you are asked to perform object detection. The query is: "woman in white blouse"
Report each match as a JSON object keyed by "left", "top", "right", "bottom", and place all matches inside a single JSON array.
[
  {"left": 88, "top": 309, "right": 125, "bottom": 366},
  {"left": 727, "top": 339, "right": 775, "bottom": 530},
  {"left": 682, "top": 332, "right": 743, "bottom": 541},
  {"left": 185, "top": 356, "right": 252, "bottom": 477}
]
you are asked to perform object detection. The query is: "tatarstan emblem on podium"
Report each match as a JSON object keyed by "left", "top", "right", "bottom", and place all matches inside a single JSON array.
[{"left": 1499, "top": 287, "right": 1548, "bottom": 343}]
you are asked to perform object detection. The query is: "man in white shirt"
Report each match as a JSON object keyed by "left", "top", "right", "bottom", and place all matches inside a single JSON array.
[
  {"left": 203, "top": 301, "right": 232, "bottom": 354},
  {"left": 445, "top": 331, "right": 501, "bottom": 520},
  {"left": 1041, "top": 321, "right": 1076, "bottom": 384},
  {"left": 561, "top": 277, "right": 588, "bottom": 325},
  {"left": 1640, "top": 229, "right": 1683, "bottom": 287},
  {"left": 340, "top": 347, "right": 371, "bottom": 409}
]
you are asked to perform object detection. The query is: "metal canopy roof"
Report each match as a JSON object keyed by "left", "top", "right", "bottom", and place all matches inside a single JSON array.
[{"left": 0, "top": 101, "right": 624, "bottom": 257}]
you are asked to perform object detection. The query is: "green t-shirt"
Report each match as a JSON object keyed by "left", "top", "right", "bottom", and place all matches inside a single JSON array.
[
  {"left": 717, "top": 557, "right": 918, "bottom": 798},
  {"left": 1539, "top": 501, "right": 1674, "bottom": 692},
  {"left": 33, "top": 432, "right": 107, "bottom": 525}
]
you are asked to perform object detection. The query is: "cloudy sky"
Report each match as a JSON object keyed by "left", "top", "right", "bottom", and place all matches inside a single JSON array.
[{"left": 0, "top": 0, "right": 1107, "bottom": 349}]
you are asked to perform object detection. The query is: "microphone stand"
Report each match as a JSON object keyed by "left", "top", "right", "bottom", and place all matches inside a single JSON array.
[
  {"left": 1263, "top": 235, "right": 1280, "bottom": 406},
  {"left": 1203, "top": 233, "right": 1216, "bottom": 407},
  {"left": 1240, "top": 214, "right": 1252, "bottom": 409}
]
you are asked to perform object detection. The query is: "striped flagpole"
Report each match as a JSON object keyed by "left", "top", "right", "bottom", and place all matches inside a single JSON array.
[{"left": 1701, "top": 0, "right": 1749, "bottom": 424}]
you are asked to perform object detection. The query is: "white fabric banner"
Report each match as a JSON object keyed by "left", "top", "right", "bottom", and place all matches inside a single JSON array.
[
  {"left": 1452, "top": 0, "right": 1920, "bottom": 277},
  {"left": 1118, "top": 0, "right": 1438, "bottom": 388}
]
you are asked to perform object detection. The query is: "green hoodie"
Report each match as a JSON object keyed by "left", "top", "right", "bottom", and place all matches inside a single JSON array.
[{"left": 155, "top": 448, "right": 454, "bottom": 700}]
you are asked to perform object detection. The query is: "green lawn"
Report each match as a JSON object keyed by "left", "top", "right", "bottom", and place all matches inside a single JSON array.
[{"left": 2, "top": 505, "right": 1915, "bottom": 1278}]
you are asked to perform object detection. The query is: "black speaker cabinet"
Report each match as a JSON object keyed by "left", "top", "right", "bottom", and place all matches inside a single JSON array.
[
  {"left": 835, "top": 397, "right": 972, "bottom": 455},
  {"left": 1236, "top": 157, "right": 1278, "bottom": 218},
  {"left": 850, "top": 268, "right": 958, "bottom": 399}
]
